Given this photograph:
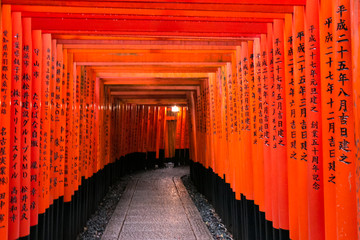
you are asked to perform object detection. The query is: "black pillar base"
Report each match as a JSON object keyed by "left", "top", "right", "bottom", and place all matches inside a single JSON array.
[{"left": 190, "top": 160, "right": 290, "bottom": 240}]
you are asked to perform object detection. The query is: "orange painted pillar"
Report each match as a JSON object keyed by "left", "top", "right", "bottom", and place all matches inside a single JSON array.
[
  {"left": 0, "top": 5, "right": 11, "bottom": 239},
  {"left": 208, "top": 74, "right": 216, "bottom": 172},
  {"left": 262, "top": 31, "right": 273, "bottom": 222},
  {"left": 293, "top": 6, "right": 309, "bottom": 240},
  {"left": 132, "top": 104, "right": 137, "bottom": 156},
  {"left": 202, "top": 90, "right": 206, "bottom": 167},
  {"left": 283, "top": 13, "right": 299, "bottom": 240},
  {"left": 113, "top": 100, "right": 118, "bottom": 159},
  {"left": 252, "top": 40, "right": 260, "bottom": 206},
  {"left": 9, "top": 12, "right": 22, "bottom": 240},
  {"left": 161, "top": 107, "right": 166, "bottom": 154},
  {"left": 196, "top": 94, "right": 201, "bottom": 166},
  {"left": 181, "top": 107, "right": 186, "bottom": 150},
  {"left": 207, "top": 84, "right": 213, "bottom": 170},
  {"left": 221, "top": 65, "right": 229, "bottom": 181},
  {"left": 94, "top": 76, "right": 100, "bottom": 173},
  {"left": 86, "top": 67, "right": 91, "bottom": 178},
  {"left": 269, "top": 22, "right": 279, "bottom": 231},
  {"left": 20, "top": 17, "right": 32, "bottom": 237},
  {"left": 215, "top": 69, "right": 223, "bottom": 176},
  {"left": 226, "top": 62, "right": 235, "bottom": 188},
  {"left": 248, "top": 41, "right": 258, "bottom": 204},
  {"left": 146, "top": 106, "right": 151, "bottom": 157},
  {"left": 122, "top": 103, "right": 127, "bottom": 157},
  {"left": 85, "top": 67, "right": 91, "bottom": 178},
  {"left": 190, "top": 91, "right": 198, "bottom": 163},
  {"left": 211, "top": 71, "right": 218, "bottom": 174},
  {"left": 39, "top": 33, "right": 51, "bottom": 215},
  {"left": 138, "top": 106, "right": 142, "bottom": 156},
  {"left": 181, "top": 107, "right": 186, "bottom": 155},
  {"left": 92, "top": 73, "right": 97, "bottom": 174},
  {"left": 49, "top": 39, "right": 57, "bottom": 206},
  {"left": 55, "top": 44, "right": 65, "bottom": 198},
  {"left": 136, "top": 105, "right": 140, "bottom": 156},
  {"left": 156, "top": 106, "right": 161, "bottom": 155},
  {"left": 152, "top": 105, "right": 156, "bottom": 156},
  {"left": 266, "top": 23, "right": 276, "bottom": 227},
  {"left": 352, "top": 1, "right": 360, "bottom": 240},
  {"left": 74, "top": 65, "right": 81, "bottom": 190},
  {"left": 63, "top": 49, "right": 69, "bottom": 194},
  {"left": 80, "top": 66, "right": 86, "bottom": 179},
  {"left": 205, "top": 73, "right": 209, "bottom": 170},
  {"left": 227, "top": 64, "right": 233, "bottom": 184},
  {"left": 184, "top": 106, "right": 190, "bottom": 152},
  {"left": 230, "top": 57, "right": 240, "bottom": 197},
  {"left": 155, "top": 106, "right": 161, "bottom": 159},
  {"left": 139, "top": 105, "right": 145, "bottom": 155},
  {"left": 89, "top": 71, "right": 96, "bottom": 177},
  {"left": 117, "top": 102, "right": 123, "bottom": 158},
  {"left": 132, "top": 105, "right": 137, "bottom": 155},
  {"left": 273, "top": 19, "right": 289, "bottom": 233},
  {"left": 128, "top": 104, "right": 132, "bottom": 156},
  {"left": 163, "top": 106, "right": 168, "bottom": 158},
  {"left": 64, "top": 50, "right": 73, "bottom": 203},
  {"left": 79, "top": 65, "right": 85, "bottom": 181},
  {"left": 31, "top": 29, "right": 42, "bottom": 229},
  {"left": 241, "top": 41, "right": 254, "bottom": 200},
  {"left": 70, "top": 54, "right": 76, "bottom": 197},
  {"left": 319, "top": 1, "right": 337, "bottom": 238},
  {"left": 238, "top": 45, "right": 245, "bottom": 198},
  {"left": 254, "top": 38, "right": 265, "bottom": 212},
  {"left": 305, "top": 0, "right": 326, "bottom": 239},
  {"left": 97, "top": 77, "right": 103, "bottom": 171},
  {"left": 200, "top": 84, "right": 206, "bottom": 168},
  {"left": 0, "top": 7, "right": 3, "bottom": 236},
  {"left": 332, "top": 0, "right": 357, "bottom": 239},
  {"left": 176, "top": 107, "right": 182, "bottom": 152},
  {"left": 247, "top": 41, "right": 255, "bottom": 201}
]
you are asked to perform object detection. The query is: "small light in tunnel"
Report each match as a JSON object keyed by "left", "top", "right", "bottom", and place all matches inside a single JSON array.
[{"left": 172, "top": 105, "right": 180, "bottom": 113}]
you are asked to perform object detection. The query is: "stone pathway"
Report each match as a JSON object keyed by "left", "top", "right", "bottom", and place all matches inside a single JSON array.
[{"left": 102, "top": 166, "right": 213, "bottom": 240}]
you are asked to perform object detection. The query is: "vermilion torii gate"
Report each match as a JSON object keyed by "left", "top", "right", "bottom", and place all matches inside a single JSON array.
[{"left": 0, "top": 0, "right": 360, "bottom": 239}]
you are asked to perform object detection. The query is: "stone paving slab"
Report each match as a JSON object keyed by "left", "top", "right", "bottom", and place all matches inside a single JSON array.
[{"left": 102, "top": 167, "right": 213, "bottom": 240}]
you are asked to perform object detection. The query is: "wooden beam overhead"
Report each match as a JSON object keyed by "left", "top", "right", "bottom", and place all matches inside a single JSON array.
[
  {"left": 54, "top": 36, "right": 251, "bottom": 43},
  {"left": 108, "top": 85, "right": 199, "bottom": 91},
  {"left": 110, "top": 91, "right": 189, "bottom": 96},
  {"left": 76, "top": 62, "right": 227, "bottom": 66},
  {"left": 102, "top": 78, "right": 204, "bottom": 86},
  {"left": 73, "top": 52, "right": 233, "bottom": 63},
  {"left": 116, "top": 98, "right": 188, "bottom": 105},
  {"left": 5, "top": 1, "right": 304, "bottom": 11},
  {"left": 30, "top": 18, "right": 268, "bottom": 36},
  {"left": 112, "top": 94, "right": 187, "bottom": 99},
  {"left": 89, "top": 65, "right": 220, "bottom": 74},
  {"left": 98, "top": 73, "right": 209, "bottom": 78},
  {"left": 15, "top": 6, "right": 285, "bottom": 20},
  {"left": 62, "top": 44, "right": 238, "bottom": 50}
]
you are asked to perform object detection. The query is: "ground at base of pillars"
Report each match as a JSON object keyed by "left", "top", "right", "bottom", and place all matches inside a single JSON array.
[
  {"left": 77, "top": 176, "right": 130, "bottom": 240},
  {"left": 181, "top": 175, "right": 233, "bottom": 240},
  {"left": 102, "top": 166, "right": 213, "bottom": 240}
]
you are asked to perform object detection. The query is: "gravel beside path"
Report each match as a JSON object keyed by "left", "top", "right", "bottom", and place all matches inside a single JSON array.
[
  {"left": 77, "top": 176, "right": 130, "bottom": 240},
  {"left": 181, "top": 174, "right": 234, "bottom": 240}
]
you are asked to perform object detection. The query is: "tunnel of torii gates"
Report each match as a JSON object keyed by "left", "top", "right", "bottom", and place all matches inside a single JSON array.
[{"left": 2, "top": 0, "right": 360, "bottom": 240}]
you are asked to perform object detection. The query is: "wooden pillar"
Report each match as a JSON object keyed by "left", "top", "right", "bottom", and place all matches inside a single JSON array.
[
  {"left": 9, "top": 12, "right": 22, "bottom": 240},
  {"left": 0, "top": 5, "right": 11, "bottom": 239},
  {"left": 333, "top": 0, "right": 357, "bottom": 238}
]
